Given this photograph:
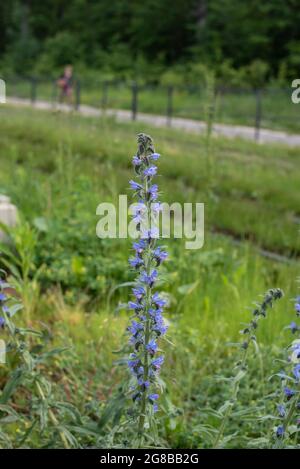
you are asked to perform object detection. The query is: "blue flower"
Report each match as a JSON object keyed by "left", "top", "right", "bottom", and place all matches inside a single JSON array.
[
  {"left": 293, "top": 364, "right": 300, "bottom": 381},
  {"left": 129, "top": 333, "right": 143, "bottom": 349},
  {"left": 153, "top": 321, "right": 168, "bottom": 336},
  {"left": 148, "top": 393, "right": 159, "bottom": 411},
  {"left": 133, "top": 239, "right": 147, "bottom": 254},
  {"left": 295, "top": 297, "right": 300, "bottom": 315},
  {"left": 0, "top": 293, "right": 6, "bottom": 302},
  {"left": 148, "top": 307, "right": 160, "bottom": 318},
  {"left": 276, "top": 425, "right": 285, "bottom": 438},
  {"left": 153, "top": 246, "right": 168, "bottom": 265},
  {"left": 284, "top": 387, "right": 295, "bottom": 400},
  {"left": 151, "top": 153, "right": 160, "bottom": 161},
  {"left": 129, "top": 180, "right": 143, "bottom": 191},
  {"left": 128, "top": 358, "right": 140, "bottom": 373},
  {"left": 143, "top": 166, "right": 157, "bottom": 177},
  {"left": 277, "top": 404, "right": 286, "bottom": 418},
  {"left": 153, "top": 312, "right": 168, "bottom": 335},
  {"left": 151, "top": 202, "right": 161, "bottom": 215},
  {"left": 291, "top": 342, "right": 300, "bottom": 358},
  {"left": 132, "top": 156, "right": 141, "bottom": 166},
  {"left": 147, "top": 184, "right": 158, "bottom": 201},
  {"left": 146, "top": 339, "right": 158, "bottom": 355},
  {"left": 131, "top": 202, "right": 146, "bottom": 223},
  {"left": 140, "top": 270, "right": 158, "bottom": 287},
  {"left": 132, "top": 286, "right": 146, "bottom": 301},
  {"left": 152, "top": 292, "right": 167, "bottom": 308},
  {"left": 128, "top": 302, "right": 143, "bottom": 312},
  {"left": 141, "top": 227, "right": 159, "bottom": 241},
  {"left": 289, "top": 321, "right": 299, "bottom": 334},
  {"left": 138, "top": 379, "right": 150, "bottom": 390},
  {"left": 129, "top": 256, "right": 144, "bottom": 268},
  {"left": 0, "top": 317, "right": 5, "bottom": 328},
  {"left": 151, "top": 355, "right": 164, "bottom": 370}
]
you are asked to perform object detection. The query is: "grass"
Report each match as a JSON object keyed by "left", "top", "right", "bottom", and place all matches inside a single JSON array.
[
  {"left": 6, "top": 77, "right": 300, "bottom": 133},
  {"left": 0, "top": 105, "right": 299, "bottom": 448},
  {"left": 1, "top": 105, "right": 299, "bottom": 257}
]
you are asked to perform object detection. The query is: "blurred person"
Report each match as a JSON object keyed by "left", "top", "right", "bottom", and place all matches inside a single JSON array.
[{"left": 57, "top": 65, "right": 74, "bottom": 105}]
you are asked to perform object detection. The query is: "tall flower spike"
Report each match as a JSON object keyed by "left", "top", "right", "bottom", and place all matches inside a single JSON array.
[
  {"left": 127, "top": 134, "right": 167, "bottom": 444},
  {"left": 213, "top": 288, "right": 283, "bottom": 448},
  {"left": 272, "top": 294, "right": 300, "bottom": 448}
]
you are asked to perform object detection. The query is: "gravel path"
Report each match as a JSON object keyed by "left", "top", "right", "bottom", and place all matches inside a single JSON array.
[{"left": 6, "top": 96, "right": 300, "bottom": 147}]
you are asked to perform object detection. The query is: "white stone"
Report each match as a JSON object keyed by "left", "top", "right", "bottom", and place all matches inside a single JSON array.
[{"left": 0, "top": 195, "right": 18, "bottom": 241}]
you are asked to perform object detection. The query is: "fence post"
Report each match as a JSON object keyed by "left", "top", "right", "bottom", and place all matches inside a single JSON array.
[
  {"left": 51, "top": 79, "right": 57, "bottom": 108},
  {"left": 166, "top": 86, "right": 173, "bottom": 126},
  {"left": 131, "top": 81, "right": 138, "bottom": 121},
  {"left": 75, "top": 79, "right": 81, "bottom": 111},
  {"left": 30, "top": 77, "right": 37, "bottom": 105},
  {"left": 216, "top": 85, "right": 224, "bottom": 123},
  {"left": 101, "top": 81, "right": 108, "bottom": 112},
  {"left": 254, "top": 89, "right": 262, "bottom": 141}
]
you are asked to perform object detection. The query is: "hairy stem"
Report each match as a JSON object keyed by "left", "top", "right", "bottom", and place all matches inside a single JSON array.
[
  {"left": 213, "top": 348, "right": 248, "bottom": 448},
  {"left": 137, "top": 173, "right": 152, "bottom": 447}
]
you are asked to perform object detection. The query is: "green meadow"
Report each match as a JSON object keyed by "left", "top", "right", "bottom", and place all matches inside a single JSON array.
[
  {"left": 7, "top": 78, "right": 300, "bottom": 133},
  {"left": 0, "top": 105, "right": 299, "bottom": 448}
]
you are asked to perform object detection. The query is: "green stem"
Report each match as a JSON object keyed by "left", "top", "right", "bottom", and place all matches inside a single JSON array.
[
  {"left": 35, "top": 381, "right": 70, "bottom": 449},
  {"left": 137, "top": 176, "right": 152, "bottom": 447},
  {"left": 274, "top": 390, "right": 300, "bottom": 449}
]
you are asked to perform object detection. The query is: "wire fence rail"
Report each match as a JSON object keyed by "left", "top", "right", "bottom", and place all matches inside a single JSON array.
[{"left": 3, "top": 75, "right": 300, "bottom": 140}]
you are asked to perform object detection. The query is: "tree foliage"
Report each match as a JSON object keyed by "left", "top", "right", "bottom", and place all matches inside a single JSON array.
[{"left": 0, "top": 0, "right": 299, "bottom": 80}]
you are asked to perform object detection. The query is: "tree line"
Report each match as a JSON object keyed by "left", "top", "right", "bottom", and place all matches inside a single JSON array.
[{"left": 0, "top": 0, "right": 299, "bottom": 85}]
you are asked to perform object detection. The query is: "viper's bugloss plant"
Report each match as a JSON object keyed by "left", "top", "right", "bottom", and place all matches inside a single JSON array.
[
  {"left": 127, "top": 134, "right": 168, "bottom": 446},
  {"left": 213, "top": 288, "right": 283, "bottom": 448},
  {"left": 270, "top": 294, "right": 300, "bottom": 448},
  {"left": 0, "top": 271, "right": 80, "bottom": 448}
]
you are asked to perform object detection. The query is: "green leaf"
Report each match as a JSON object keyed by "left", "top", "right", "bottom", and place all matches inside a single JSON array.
[
  {"left": 0, "top": 369, "right": 23, "bottom": 404},
  {"left": 218, "top": 400, "right": 233, "bottom": 414},
  {"left": 0, "top": 429, "right": 12, "bottom": 448},
  {"left": 17, "top": 419, "right": 38, "bottom": 447},
  {"left": 0, "top": 404, "right": 19, "bottom": 424},
  {"left": 7, "top": 303, "right": 23, "bottom": 318},
  {"left": 57, "top": 425, "right": 80, "bottom": 448},
  {"left": 233, "top": 369, "right": 246, "bottom": 384}
]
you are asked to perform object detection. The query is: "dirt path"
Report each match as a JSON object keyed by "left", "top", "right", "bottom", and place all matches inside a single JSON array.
[{"left": 6, "top": 96, "right": 300, "bottom": 147}]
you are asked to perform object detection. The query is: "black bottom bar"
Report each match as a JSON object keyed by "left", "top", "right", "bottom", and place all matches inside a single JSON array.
[{"left": 0, "top": 448, "right": 293, "bottom": 465}]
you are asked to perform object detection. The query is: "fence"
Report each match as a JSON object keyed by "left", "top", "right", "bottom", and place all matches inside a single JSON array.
[{"left": 4, "top": 76, "right": 300, "bottom": 140}]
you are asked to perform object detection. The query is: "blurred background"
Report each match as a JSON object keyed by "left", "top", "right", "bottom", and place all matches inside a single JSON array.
[
  {"left": 1, "top": 0, "right": 300, "bottom": 132},
  {"left": 1, "top": 0, "right": 300, "bottom": 83}
]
